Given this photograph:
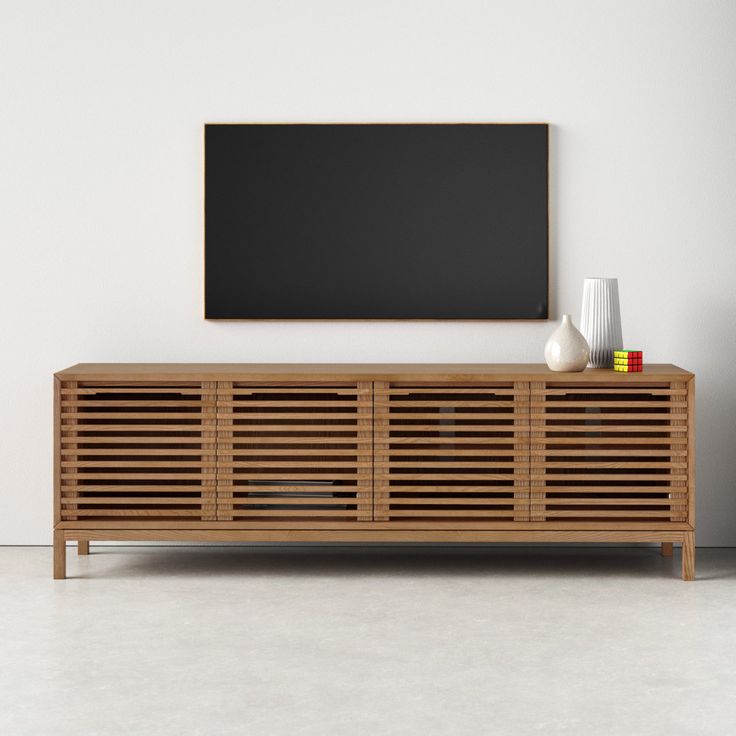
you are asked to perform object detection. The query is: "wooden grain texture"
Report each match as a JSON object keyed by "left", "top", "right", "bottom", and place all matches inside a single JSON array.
[
  {"left": 356, "top": 381, "right": 373, "bottom": 521},
  {"left": 374, "top": 382, "right": 530, "bottom": 523},
  {"left": 55, "top": 364, "right": 693, "bottom": 382},
  {"left": 53, "top": 530, "right": 66, "bottom": 579},
  {"left": 61, "top": 380, "right": 79, "bottom": 522},
  {"left": 661, "top": 542, "right": 673, "bottom": 556},
  {"left": 528, "top": 380, "right": 692, "bottom": 525},
  {"left": 52, "top": 364, "right": 695, "bottom": 580},
  {"left": 670, "top": 381, "right": 688, "bottom": 522},
  {"left": 78, "top": 540, "right": 89, "bottom": 555},
  {"left": 66, "top": 528, "right": 688, "bottom": 543},
  {"left": 57, "top": 381, "right": 217, "bottom": 524},
  {"left": 53, "top": 377, "right": 61, "bottom": 526},
  {"left": 56, "top": 520, "right": 694, "bottom": 530},
  {"left": 216, "top": 382, "right": 372, "bottom": 523},
  {"left": 687, "top": 378, "right": 696, "bottom": 528},
  {"left": 530, "top": 381, "right": 545, "bottom": 521},
  {"left": 682, "top": 531, "right": 695, "bottom": 581}
]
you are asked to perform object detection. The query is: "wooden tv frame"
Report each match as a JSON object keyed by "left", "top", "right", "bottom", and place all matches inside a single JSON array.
[{"left": 53, "top": 363, "right": 695, "bottom": 580}]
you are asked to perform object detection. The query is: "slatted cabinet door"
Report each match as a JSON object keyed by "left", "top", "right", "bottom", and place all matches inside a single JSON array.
[
  {"left": 216, "top": 382, "right": 373, "bottom": 523},
  {"left": 58, "top": 381, "right": 217, "bottom": 523},
  {"left": 374, "top": 382, "right": 530, "bottom": 524},
  {"left": 529, "top": 381, "right": 691, "bottom": 524}
]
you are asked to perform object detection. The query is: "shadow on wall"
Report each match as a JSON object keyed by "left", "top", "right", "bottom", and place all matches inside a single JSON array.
[{"left": 679, "top": 296, "right": 736, "bottom": 545}]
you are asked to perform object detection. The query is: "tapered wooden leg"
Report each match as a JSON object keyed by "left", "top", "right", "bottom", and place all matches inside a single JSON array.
[
  {"left": 53, "top": 530, "right": 66, "bottom": 580},
  {"left": 682, "top": 532, "right": 695, "bottom": 581},
  {"left": 78, "top": 540, "right": 89, "bottom": 555},
  {"left": 661, "top": 542, "right": 673, "bottom": 557}
]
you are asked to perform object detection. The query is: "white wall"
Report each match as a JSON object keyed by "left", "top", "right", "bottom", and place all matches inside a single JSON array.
[{"left": 1, "top": 0, "right": 735, "bottom": 545}]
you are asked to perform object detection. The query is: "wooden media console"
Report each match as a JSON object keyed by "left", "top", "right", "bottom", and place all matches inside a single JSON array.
[{"left": 53, "top": 363, "right": 695, "bottom": 579}]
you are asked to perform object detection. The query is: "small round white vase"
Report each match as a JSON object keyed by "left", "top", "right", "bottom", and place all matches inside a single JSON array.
[{"left": 544, "top": 314, "right": 590, "bottom": 372}]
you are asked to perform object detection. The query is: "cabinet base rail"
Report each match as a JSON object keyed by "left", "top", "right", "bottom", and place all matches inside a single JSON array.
[{"left": 54, "top": 528, "right": 695, "bottom": 581}]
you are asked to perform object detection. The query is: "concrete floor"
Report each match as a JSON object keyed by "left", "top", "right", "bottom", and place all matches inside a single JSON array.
[{"left": 0, "top": 546, "right": 735, "bottom": 736}]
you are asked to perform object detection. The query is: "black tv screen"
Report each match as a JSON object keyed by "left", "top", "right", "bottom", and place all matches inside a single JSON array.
[{"left": 205, "top": 123, "right": 548, "bottom": 319}]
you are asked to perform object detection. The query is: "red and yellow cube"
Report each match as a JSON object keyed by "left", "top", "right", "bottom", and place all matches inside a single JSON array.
[{"left": 613, "top": 350, "right": 643, "bottom": 372}]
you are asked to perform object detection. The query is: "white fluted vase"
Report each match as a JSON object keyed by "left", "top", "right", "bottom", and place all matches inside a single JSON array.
[{"left": 580, "top": 278, "right": 623, "bottom": 368}]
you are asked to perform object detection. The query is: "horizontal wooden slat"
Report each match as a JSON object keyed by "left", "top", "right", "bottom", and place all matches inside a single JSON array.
[
  {"left": 56, "top": 521, "right": 694, "bottom": 532},
  {"left": 62, "top": 387, "right": 209, "bottom": 395},
  {"left": 384, "top": 425, "right": 518, "bottom": 432},
  {"left": 229, "top": 388, "right": 364, "bottom": 394},
  {"left": 236, "top": 485, "right": 343, "bottom": 492},
  {"left": 530, "top": 413, "right": 675, "bottom": 421},
  {"left": 64, "top": 437, "right": 208, "bottom": 444},
  {"left": 535, "top": 425, "right": 683, "bottom": 433},
  {"left": 218, "top": 400, "right": 359, "bottom": 408},
  {"left": 218, "top": 411, "right": 358, "bottom": 419},
  {"left": 542, "top": 388, "right": 685, "bottom": 396},
  {"left": 62, "top": 473, "right": 213, "bottom": 480},
  {"left": 378, "top": 400, "right": 516, "bottom": 408},
  {"left": 541, "top": 437, "right": 687, "bottom": 445},
  {"left": 225, "top": 425, "right": 361, "bottom": 432},
  {"left": 375, "top": 473, "right": 515, "bottom": 481},
  {"left": 385, "top": 412, "right": 514, "bottom": 420},
  {"left": 388, "top": 498, "right": 515, "bottom": 506},
  {"left": 71, "top": 508, "right": 204, "bottom": 517},
  {"left": 63, "top": 412, "right": 206, "bottom": 420},
  {"left": 63, "top": 448, "right": 206, "bottom": 456},
  {"left": 387, "top": 437, "right": 518, "bottom": 445},
  {"left": 62, "top": 400, "right": 211, "bottom": 408},
  {"left": 388, "top": 509, "right": 516, "bottom": 517},
  {"left": 381, "top": 485, "right": 517, "bottom": 493},
  {"left": 540, "top": 449, "right": 686, "bottom": 456},
  {"left": 220, "top": 436, "right": 362, "bottom": 442},
  {"left": 62, "top": 484, "right": 211, "bottom": 492},
  {"left": 223, "top": 496, "right": 353, "bottom": 506},
  {"left": 541, "top": 510, "right": 674, "bottom": 518},
  {"left": 533, "top": 461, "right": 686, "bottom": 469},
  {"left": 222, "top": 448, "right": 366, "bottom": 456},
  {"left": 62, "top": 460, "right": 210, "bottom": 468},
  {"left": 227, "top": 460, "right": 371, "bottom": 468},
  {"left": 531, "top": 473, "right": 687, "bottom": 481},
  {"left": 530, "top": 401, "right": 686, "bottom": 409},
  {"left": 387, "top": 448, "right": 520, "bottom": 456},
  {"left": 228, "top": 509, "right": 356, "bottom": 517},
  {"left": 530, "top": 486, "right": 678, "bottom": 493},
  {"left": 540, "top": 498, "right": 678, "bottom": 506},
  {"left": 223, "top": 472, "right": 358, "bottom": 479},
  {"left": 376, "top": 461, "right": 525, "bottom": 468},
  {"left": 62, "top": 497, "right": 205, "bottom": 505},
  {"left": 64, "top": 425, "right": 207, "bottom": 432}
]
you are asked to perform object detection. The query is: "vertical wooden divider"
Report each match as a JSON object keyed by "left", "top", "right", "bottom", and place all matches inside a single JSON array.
[
  {"left": 53, "top": 377, "right": 61, "bottom": 528},
  {"left": 529, "top": 381, "right": 545, "bottom": 521},
  {"left": 201, "top": 381, "right": 218, "bottom": 521},
  {"left": 671, "top": 381, "right": 688, "bottom": 523},
  {"left": 373, "top": 381, "right": 389, "bottom": 521},
  {"left": 514, "top": 381, "right": 530, "bottom": 521},
  {"left": 61, "top": 380, "right": 78, "bottom": 522},
  {"left": 687, "top": 378, "right": 696, "bottom": 531},
  {"left": 357, "top": 381, "right": 373, "bottom": 521},
  {"left": 217, "top": 381, "right": 234, "bottom": 521}
]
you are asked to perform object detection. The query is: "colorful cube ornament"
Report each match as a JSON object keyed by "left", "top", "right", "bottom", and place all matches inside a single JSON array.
[{"left": 613, "top": 350, "right": 643, "bottom": 372}]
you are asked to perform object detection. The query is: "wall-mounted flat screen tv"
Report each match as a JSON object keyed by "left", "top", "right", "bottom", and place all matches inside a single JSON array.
[{"left": 204, "top": 123, "right": 548, "bottom": 319}]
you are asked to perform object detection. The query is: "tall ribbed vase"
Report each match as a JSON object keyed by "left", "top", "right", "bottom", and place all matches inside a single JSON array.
[{"left": 580, "top": 278, "right": 623, "bottom": 368}]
